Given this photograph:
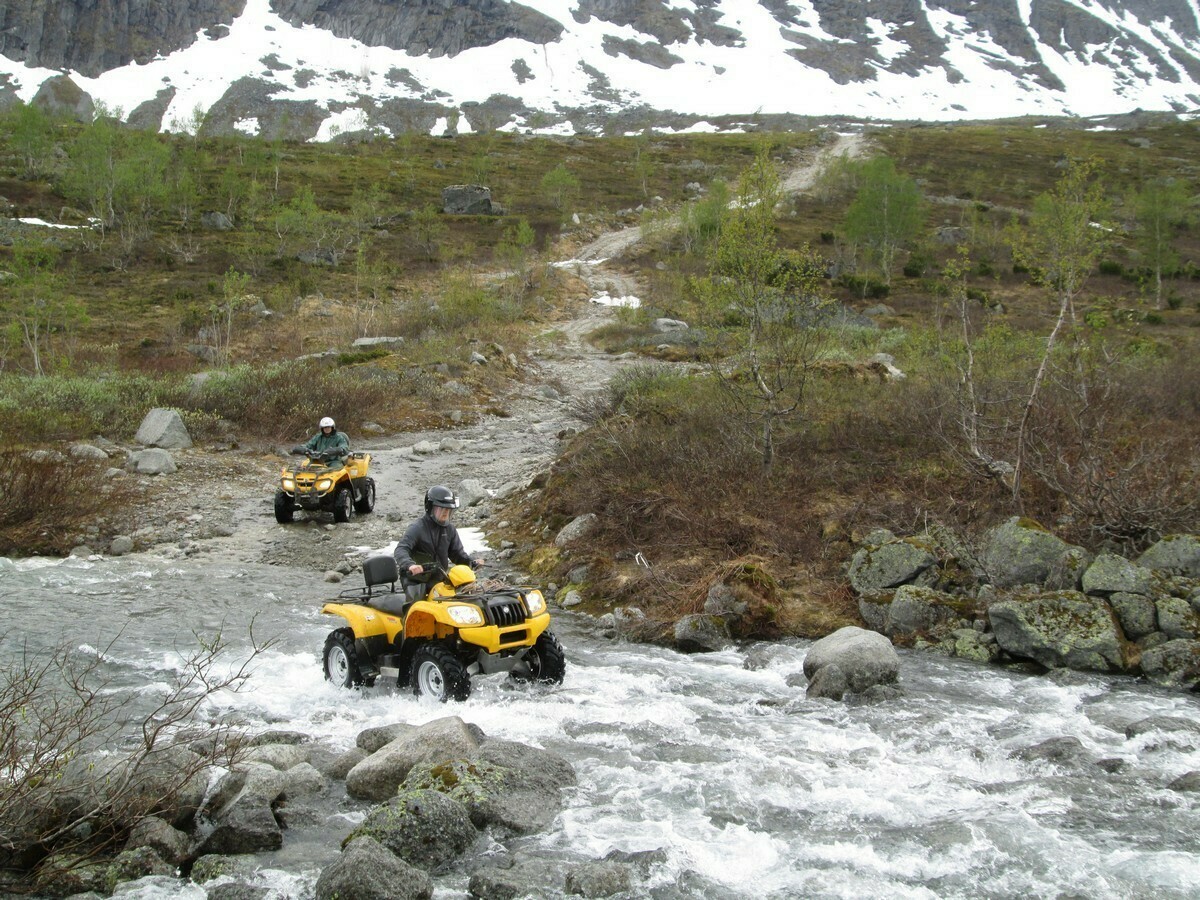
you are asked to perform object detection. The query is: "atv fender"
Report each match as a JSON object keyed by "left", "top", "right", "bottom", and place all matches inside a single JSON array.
[
  {"left": 403, "top": 600, "right": 476, "bottom": 641},
  {"left": 321, "top": 601, "right": 404, "bottom": 643}
]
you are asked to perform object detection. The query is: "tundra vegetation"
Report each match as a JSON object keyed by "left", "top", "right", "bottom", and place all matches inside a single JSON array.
[{"left": 0, "top": 104, "right": 1196, "bottom": 622}]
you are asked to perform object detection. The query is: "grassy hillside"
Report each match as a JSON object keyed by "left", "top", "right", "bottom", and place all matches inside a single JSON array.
[{"left": 1, "top": 110, "right": 1197, "bottom": 609}]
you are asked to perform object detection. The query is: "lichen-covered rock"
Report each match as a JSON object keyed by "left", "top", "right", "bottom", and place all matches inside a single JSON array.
[
  {"left": 402, "top": 738, "right": 575, "bottom": 836},
  {"left": 1081, "top": 553, "right": 1153, "bottom": 597},
  {"left": 315, "top": 836, "right": 433, "bottom": 900},
  {"left": 1154, "top": 596, "right": 1200, "bottom": 639},
  {"left": 1109, "top": 592, "right": 1158, "bottom": 640},
  {"left": 987, "top": 591, "right": 1132, "bottom": 672},
  {"left": 982, "top": 518, "right": 1080, "bottom": 588},
  {"left": 847, "top": 538, "right": 938, "bottom": 592},
  {"left": 803, "top": 626, "right": 900, "bottom": 697},
  {"left": 349, "top": 790, "right": 476, "bottom": 872},
  {"left": 949, "top": 628, "right": 999, "bottom": 663},
  {"left": 885, "top": 585, "right": 971, "bottom": 638},
  {"left": 565, "top": 860, "right": 635, "bottom": 898},
  {"left": 346, "top": 716, "right": 483, "bottom": 801},
  {"left": 1044, "top": 546, "right": 1093, "bottom": 591},
  {"left": 1140, "top": 640, "right": 1200, "bottom": 690},
  {"left": 1138, "top": 535, "right": 1200, "bottom": 576},
  {"left": 857, "top": 592, "right": 891, "bottom": 631}
]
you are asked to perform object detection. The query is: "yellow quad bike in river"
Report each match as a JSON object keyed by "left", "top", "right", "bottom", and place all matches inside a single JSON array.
[
  {"left": 320, "top": 556, "right": 566, "bottom": 701},
  {"left": 275, "top": 447, "right": 375, "bottom": 524}
]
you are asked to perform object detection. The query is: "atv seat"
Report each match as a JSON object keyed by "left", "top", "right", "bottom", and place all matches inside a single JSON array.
[{"left": 363, "top": 555, "right": 399, "bottom": 590}]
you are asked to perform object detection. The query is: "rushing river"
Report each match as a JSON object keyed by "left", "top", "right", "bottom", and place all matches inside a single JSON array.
[{"left": 3, "top": 554, "right": 1199, "bottom": 899}]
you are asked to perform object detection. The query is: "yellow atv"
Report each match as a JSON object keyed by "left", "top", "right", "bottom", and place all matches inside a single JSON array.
[
  {"left": 320, "top": 556, "right": 566, "bottom": 702},
  {"left": 275, "top": 447, "right": 375, "bottom": 524}
]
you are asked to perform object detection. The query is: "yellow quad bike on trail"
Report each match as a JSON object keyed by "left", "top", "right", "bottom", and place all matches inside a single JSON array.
[
  {"left": 320, "top": 556, "right": 566, "bottom": 702},
  {"left": 275, "top": 447, "right": 375, "bottom": 524}
]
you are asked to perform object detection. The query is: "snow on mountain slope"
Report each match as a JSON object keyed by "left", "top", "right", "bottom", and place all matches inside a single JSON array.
[{"left": 0, "top": 0, "right": 1196, "bottom": 139}]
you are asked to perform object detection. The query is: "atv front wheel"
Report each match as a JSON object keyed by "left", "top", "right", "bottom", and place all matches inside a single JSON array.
[
  {"left": 324, "top": 629, "right": 363, "bottom": 688},
  {"left": 411, "top": 644, "right": 470, "bottom": 702},
  {"left": 274, "top": 490, "right": 295, "bottom": 524},
  {"left": 354, "top": 477, "right": 376, "bottom": 514},
  {"left": 333, "top": 487, "right": 354, "bottom": 523},
  {"left": 511, "top": 630, "right": 567, "bottom": 685}
]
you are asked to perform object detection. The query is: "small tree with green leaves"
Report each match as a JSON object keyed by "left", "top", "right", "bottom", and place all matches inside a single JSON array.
[
  {"left": 1131, "top": 176, "right": 1190, "bottom": 309},
  {"left": 494, "top": 217, "right": 537, "bottom": 295},
  {"left": 2, "top": 102, "right": 55, "bottom": 178},
  {"left": 540, "top": 163, "right": 580, "bottom": 214},
  {"left": 843, "top": 156, "right": 924, "bottom": 286},
  {"left": 1007, "top": 158, "right": 1111, "bottom": 504},
  {"left": 694, "top": 148, "right": 832, "bottom": 474},
  {"left": 1, "top": 241, "right": 87, "bottom": 376},
  {"left": 209, "top": 268, "right": 253, "bottom": 366}
]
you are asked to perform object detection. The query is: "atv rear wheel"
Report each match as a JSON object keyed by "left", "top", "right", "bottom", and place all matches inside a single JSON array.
[
  {"left": 354, "top": 477, "right": 376, "bottom": 514},
  {"left": 411, "top": 643, "right": 470, "bottom": 702},
  {"left": 274, "top": 490, "right": 295, "bottom": 524},
  {"left": 324, "top": 629, "right": 363, "bottom": 688},
  {"left": 511, "top": 630, "right": 567, "bottom": 685},
  {"left": 333, "top": 487, "right": 354, "bottom": 523}
]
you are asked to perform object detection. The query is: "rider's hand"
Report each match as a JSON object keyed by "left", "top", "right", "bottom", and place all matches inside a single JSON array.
[
  {"left": 409, "top": 564, "right": 424, "bottom": 576},
  {"left": 471, "top": 558, "right": 484, "bottom": 569}
]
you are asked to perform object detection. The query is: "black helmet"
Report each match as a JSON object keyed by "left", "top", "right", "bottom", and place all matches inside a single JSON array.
[{"left": 424, "top": 485, "right": 459, "bottom": 515}]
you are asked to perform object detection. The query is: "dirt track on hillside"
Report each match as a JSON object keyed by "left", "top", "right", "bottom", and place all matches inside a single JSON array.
[{"left": 144, "top": 132, "right": 867, "bottom": 576}]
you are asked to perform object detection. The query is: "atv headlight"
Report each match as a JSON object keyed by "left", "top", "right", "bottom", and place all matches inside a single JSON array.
[
  {"left": 447, "top": 605, "right": 484, "bottom": 626},
  {"left": 524, "top": 590, "right": 546, "bottom": 615},
  {"left": 281, "top": 478, "right": 295, "bottom": 491},
  {"left": 316, "top": 478, "right": 333, "bottom": 492}
]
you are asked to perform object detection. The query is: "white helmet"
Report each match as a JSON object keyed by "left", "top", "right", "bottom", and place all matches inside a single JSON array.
[{"left": 319, "top": 416, "right": 335, "bottom": 428}]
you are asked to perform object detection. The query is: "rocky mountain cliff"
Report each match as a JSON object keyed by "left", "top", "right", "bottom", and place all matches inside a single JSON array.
[{"left": 1, "top": 0, "right": 1198, "bottom": 137}]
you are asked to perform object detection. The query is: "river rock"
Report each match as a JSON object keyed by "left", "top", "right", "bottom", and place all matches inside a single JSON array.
[
  {"left": 884, "top": 585, "right": 970, "bottom": 638},
  {"left": 469, "top": 854, "right": 561, "bottom": 899},
  {"left": 357, "top": 722, "right": 418, "bottom": 754},
  {"left": 403, "top": 737, "right": 575, "bottom": 835},
  {"left": 349, "top": 789, "right": 477, "bottom": 872},
  {"left": 1081, "top": 553, "right": 1153, "bottom": 597},
  {"left": 1139, "top": 639, "right": 1200, "bottom": 690},
  {"left": 982, "top": 518, "right": 1082, "bottom": 588},
  {"left": 704, "top": 581, "right": 748, "bottom": 618},
  {"left": 565, "top": 860, "right": 635, "bottom": 897},
  {"left": 1138, "top": 535, "right": 1200, "bottom": 576},
  {"left": 1108, "top": 592, "right": 1158, "bottom": 640},
  {"left": 1012, "top": 736, "right": 1090, "bottom": 765},
  {"left": 124, "top": 815, "right": 190, "bottom": 865},
  {"left": 1044, "top": 546, "right": 1093, "bottom": 591},
  {"left": 1168, "top": 772, "right": 1200, "bottom": 793},
  {"left": 803, "top": 626, "right": 900, "bottom": 697},
  {"left": 135, "top": 407, "right": 193, "bottom": 449},
  {"left": 673, "top": 614, "right": 731, "bottom": 652},
  {"left": 346, "top": 717, "right": 483, "bottom": 801},
  {"left": 1154, "top": 596, "right": 1200, "bottom": 639},
  {"left": 207, "top": 883, "right": 270, "bottom": 900},
  {"left": 987, "top": 591, "right": 1130, "bottom": 672},
  {"left": 457, "top": 478, "right": 489, "bottom": 508},
  {"left": 949, "top": 628, "right": 999, "bottom": 663},
  {"left": 103, "top": 846, "right": 175, "bottom": 893},
  {"left": 108, "top": 535, "right": 134, "bottom": 556},
  {"left": 847, "top": 537, "right": 937, "bottom": 592},
  {"left": 314, "top": 835, "right": 433, "bottom": 900}
]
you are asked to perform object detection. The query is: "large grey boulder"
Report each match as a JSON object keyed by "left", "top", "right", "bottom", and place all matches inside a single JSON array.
[
  {"left": 403, "top": 738, "right": 575, "bottom": 836},
  {"left": 983, "top": 518, "right": 1080, "bottom": 588},
  {"left": 356, "top": 722, "right": 418, "bottom": 754},
  {"left": 988, "top": 591, "right": 1130, "bottom": 672},
  {"left": 315, "top": 836, "right": 433, "bottom": 900},
  {"left": 565, "top": 860, "right": 635, "bottom": 897},
  {"left": 442, "top": 184, "right": 494, "bottom": 214},
  {"left": 802, "top": 626, "right": 900, "bottom": 697},
  {"left": 346, "top": 717, "right": 483, "bottom": 802},
  {"left": 469, "top": 855, "right": 561, "bottom": 899},
  {"left": 32, "top": 75, "right": 94, "bottom": 122},
  {"left": 350, "top": 789, "right": 477, "bottom": 872},
  {"left": 1081, "top": 553, "right": 1153, "bottom": 597},
  {"left": 135, "top": 408, "right": 193, "bottom": 449},
  {"left": 1139, "top": 640, "right": 1200, "bottom": 690},
  {"left": 847, "top": 537, "right": 937, "bottom": 593},
  {"left": 124, "top": 816, "right": 189, "bottom": 866},
  {"left": 1139, "top": 535, "right": 1200, "bottom": 577}
]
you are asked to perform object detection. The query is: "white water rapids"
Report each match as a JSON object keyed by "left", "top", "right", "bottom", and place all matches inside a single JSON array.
[{"left": 3, "top": 554, "right": 1199, "bottom": 899}]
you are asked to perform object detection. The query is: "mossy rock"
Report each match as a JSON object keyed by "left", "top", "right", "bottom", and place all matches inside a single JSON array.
[
  {"left": 988, "top": 590, "right": 1133, "bottom": 672},
  {"left": 983, "top": 517, "right": 1080, "bottom": 589}
]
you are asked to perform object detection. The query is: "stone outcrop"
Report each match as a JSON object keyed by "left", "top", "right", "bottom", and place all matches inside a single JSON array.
[
  {"left": 136, "top": 407, "right": 193, "bottom": 449},
  {"left": 844, "top": 517, "right": 1200, "bottom": 689}
]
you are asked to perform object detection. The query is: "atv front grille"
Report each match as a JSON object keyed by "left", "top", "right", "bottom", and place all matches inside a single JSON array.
[{"left": 486, "top": 596, "right": 527, "bottom": 627}]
